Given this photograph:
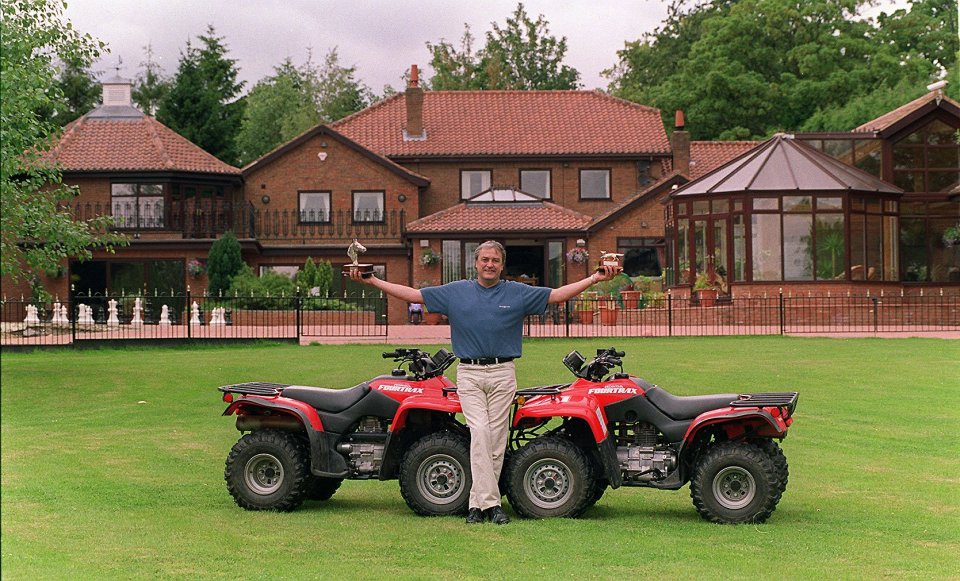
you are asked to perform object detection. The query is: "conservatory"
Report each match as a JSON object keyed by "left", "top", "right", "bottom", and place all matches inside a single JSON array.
[{"left": 666, "top": 134, "right": 904, "bottom": 290}]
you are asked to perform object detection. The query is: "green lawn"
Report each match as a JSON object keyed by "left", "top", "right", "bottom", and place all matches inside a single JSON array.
[{"left": 2, "top": 337, "right": 958, "bottom": 580}]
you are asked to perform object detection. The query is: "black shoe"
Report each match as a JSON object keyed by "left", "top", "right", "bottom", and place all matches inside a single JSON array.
[
  {"left": 465, "top": 508, "right": 484, "bottom": 524},
  {"left": 485, "top": 506, "right": 510, "bottom": 525}
]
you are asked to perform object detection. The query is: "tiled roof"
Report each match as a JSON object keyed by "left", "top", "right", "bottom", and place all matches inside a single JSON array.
[
  {"left": 688, "top": 141, "right": 759, "bottom": 179},
  {"left": 333, "top": 90, "right": 671, "bottom": 157},
  {"left": 856, "top": 91, "right": 960, "bottom": 133},
  {"left": 672, "top": 134, "right": 902, "bottom": 197},
  {"left": 241, "top": 124, "right": 430, "bottom": 186},
  {"left": 590, "top": 172, "right": 687, "bottom": 231},
  {"left": 406, "top": 201, "right": 593, "bottom": 234},
  {"left": 43, "top": 111, "right": 240, "bottom": 175}
]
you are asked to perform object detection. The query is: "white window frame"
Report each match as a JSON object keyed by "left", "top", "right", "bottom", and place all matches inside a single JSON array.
[
  {"left": 299, "top": 191, "right": 331, "bottom": 223},
  {"left": 580, "top": 169, "right": 611, "bottom": 199},
  {"left": 520, "top": 169, "right": 551, "bottom": 199},
  {"left": 353, "top": 190, "right": 385, "bottom": 223},
  {"left": 461, "top": 170, "right": 492, "bottom": 199}
]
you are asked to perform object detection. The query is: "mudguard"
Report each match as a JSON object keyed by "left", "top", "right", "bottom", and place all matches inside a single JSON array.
[
  {"left": 513, "top": 393, "right": 609, "bottom": 442},
  {"left": 391, "top": 393, "right": 463, "bottom": 432},
  {"left": 223, "top": 396, "right": 348, "bottom": 478},
  {"left": 376, "top": 393, "right": 464, "bottom": 480},
  {"left": 682, "top": 407, "right": 789, "bottom": 446}
]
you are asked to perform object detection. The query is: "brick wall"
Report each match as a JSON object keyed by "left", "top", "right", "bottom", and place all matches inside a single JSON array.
[{"left": 404, "top": 158, "right": 665, "bottom": 218}]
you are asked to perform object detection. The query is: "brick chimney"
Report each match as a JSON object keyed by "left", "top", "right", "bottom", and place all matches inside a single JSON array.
[
  {"left": 404, "top": 64, "right": 425, "bottom": 141},
  {"left": 671, "top": 109, "right": 690, "bottom": 175}
]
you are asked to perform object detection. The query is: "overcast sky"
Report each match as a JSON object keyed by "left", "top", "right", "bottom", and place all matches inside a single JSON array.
[
  {"left": 63, "top": 0, "right": 676, "bottom": 93},
  {"left": 64, "top": 0, "right": 910, "bottom": 95}
]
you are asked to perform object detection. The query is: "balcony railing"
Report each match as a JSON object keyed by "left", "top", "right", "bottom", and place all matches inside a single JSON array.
[{"left": 72, "top": 200, "right": 406, "bottom": 241}]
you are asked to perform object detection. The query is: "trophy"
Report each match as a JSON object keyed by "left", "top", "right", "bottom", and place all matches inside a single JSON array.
[
  {"left": 343, "top": 239, "right": 374, "bottom": 278},
  {"left": 596, "top": 251, "right": 624, "bottom": 273}
]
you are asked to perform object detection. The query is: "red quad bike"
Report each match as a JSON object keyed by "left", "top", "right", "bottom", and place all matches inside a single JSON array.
[
  {"left": 505, "top": 347, "right": 798, "bottom": 524},
  {"left": 217, "top": 348, "right": 473, "bottom": 516}
]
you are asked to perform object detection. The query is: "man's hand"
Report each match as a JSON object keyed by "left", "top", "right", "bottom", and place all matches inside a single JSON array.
[
  {"left": 347, "top": 269, "right": 374, "bottom": 284},
  {"left": 592, "top": 264, "right": 621, "bottom": 283}
]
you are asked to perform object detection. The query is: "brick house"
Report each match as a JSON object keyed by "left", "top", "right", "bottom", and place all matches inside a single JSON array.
[{"left": 5, "top": 69, "right": 957, "bottom": 326}]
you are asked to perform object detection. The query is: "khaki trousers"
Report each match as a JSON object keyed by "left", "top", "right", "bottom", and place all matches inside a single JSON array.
[{"left": 456, "top": 361, "right": 517, "bottom": 510}]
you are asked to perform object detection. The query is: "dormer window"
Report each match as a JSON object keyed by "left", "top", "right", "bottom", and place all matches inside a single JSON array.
[{"left": 461, "top": 170, "right": 491, "bottom": 199}]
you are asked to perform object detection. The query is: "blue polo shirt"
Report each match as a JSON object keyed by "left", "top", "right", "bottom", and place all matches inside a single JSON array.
[{"left": 421, "top": 279, "right": 551, "bottom": 359}]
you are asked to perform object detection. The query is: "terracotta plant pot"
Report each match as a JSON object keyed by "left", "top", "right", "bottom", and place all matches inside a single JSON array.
[
  {"left": 422, "top": 312, "right": 443, "bottom": 325},
  {"left": 598, "top": 303, "right": 619, "bottom": 326},
  {"left": 620, "top": 290, "right": 641, "bottom": 309},
  {"left": 579, "top": 309, "right": 594, "bottom": 324},
  {"left": 697, "top": 288, "right": 718, "bottom": 307}
]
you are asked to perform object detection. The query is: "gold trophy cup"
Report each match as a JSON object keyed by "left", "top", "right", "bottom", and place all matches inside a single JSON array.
[{"left": 342, "top": 239, "right": 374, "bottom": 278}]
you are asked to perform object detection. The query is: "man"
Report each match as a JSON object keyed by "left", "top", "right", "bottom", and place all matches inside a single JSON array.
[{"left": 351, "top": 241, "right": 618, "bottom": 524}]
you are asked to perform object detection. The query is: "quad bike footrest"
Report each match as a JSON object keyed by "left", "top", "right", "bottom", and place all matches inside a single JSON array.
[
  {"left": 730, "top": 392, "right": 799, "bottom": 414},
  {"left": 218, "top": 382, "right": 290, "bottom": 396}
]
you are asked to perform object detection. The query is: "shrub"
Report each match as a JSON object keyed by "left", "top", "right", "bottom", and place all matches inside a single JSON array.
[
  {"left": 295, "top": 257, "right": 333, "bottom": 296},
  {"left": 227, "top": 265, "right": 295, "bottom": 309},
  {"left": 207, "top": 231, "right": 243, "bottom": 296}
]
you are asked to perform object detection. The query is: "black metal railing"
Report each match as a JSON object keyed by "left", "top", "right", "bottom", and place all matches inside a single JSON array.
[
  {"left": 72, "top": 200, "right": 406, "bottom": 241},
  {"left": 3, "top": 290, "right": 957, "bottom": 348},
  {"left": 0, "top": 289, "right": 388, "bottom": 347},
  {"left": 522, "top": 291, "right": 960, "bottom": 338}
]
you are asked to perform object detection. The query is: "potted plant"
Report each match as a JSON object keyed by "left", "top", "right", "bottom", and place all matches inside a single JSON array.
[
  {"left": 187, "top": 259, "right": 205, "bottom": 279},
  {"left": 592, "top": 275, "right": 627, "bottom": 326},
  {"left": 943, "top": 223, "right": 960, "bottom": 248},
  {"left": 420, "top": 248, "right": 443, "bottom": 267},
  {"left": 620, "top": 276, "right": 646, "bottom": 309},
  {"left": 566, "top": 246, "right": 590, "bottom": 265},
  {"left": 693, "top": 272, "right": 721, "bottom": 307},
  {"left": 576, "top": 291, "right": 597, "bottom": 324}
]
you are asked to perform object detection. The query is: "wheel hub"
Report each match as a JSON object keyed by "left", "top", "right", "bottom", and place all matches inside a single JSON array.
[
  {"left": 713, "top": 465, "right": 756, "bottom": 509},
  {"left": 526, "top": 460, "right": 573, "bottom": 509},
  {"left": 244, "top": 453, "right": 285, "bottom": 495},
  {"left": 417, "top": 454, "right": 464, "bottom": 505}
]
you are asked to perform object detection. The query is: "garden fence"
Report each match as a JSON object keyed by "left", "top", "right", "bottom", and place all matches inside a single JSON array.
[{"left": 2, "top": 289, "right": 958, "bottom": 348}]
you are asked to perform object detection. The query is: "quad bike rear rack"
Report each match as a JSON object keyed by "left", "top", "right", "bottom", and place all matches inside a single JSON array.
[
  {"left": 218, "top": 382, "right": 290, "bottom": 397},
  {"left": 731, "top": 392, "right": 799, "bottom": 415}
]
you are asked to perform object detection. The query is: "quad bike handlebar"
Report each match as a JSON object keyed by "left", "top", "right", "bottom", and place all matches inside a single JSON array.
[
  {"left": 563, "top": 346, "right": 627, "bottom": 382},
  {"left": 382, "top": 347, "right": 456, "bottom": 380}
]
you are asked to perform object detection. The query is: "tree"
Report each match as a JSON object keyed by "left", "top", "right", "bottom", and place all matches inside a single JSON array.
[
  {"left": 425, "top": 2, "right": 580, "bottom": 90},
  {"left": 1, "top": 0, "right": 125, "bottom": 282},
  {"left": 606, "top": 0, "right": 958, "bottom": 139},
  {"left": 315, "top": 47, "right": 373, "bottom": 121},
  {"left": 236, "top": 57, "right": 321, "bottom": 165},
  {"left": 206, "top": 230, "right": 243, "bottom": 296},
  {"left": 425, "top": 25, "right": 485, "bottom": 90},
  {"left": 157, "top": 26, "right": 245, "bottom": 165},
  {"left": 481, "top": 3, "right": 580, "bottom": 89},
  {"left": 52, "top": 58, "right": 101, "bottom": 125},
  {"left": 236, "top": 48, "right": 371, "bottom": 166},
  {"left": 132, "top": 44, "right": 170, "bottom": 116}
]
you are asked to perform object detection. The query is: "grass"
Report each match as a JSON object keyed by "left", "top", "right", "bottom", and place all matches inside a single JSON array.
[{"left": 2, "top": 337, "right": 959, "bottom": 580}]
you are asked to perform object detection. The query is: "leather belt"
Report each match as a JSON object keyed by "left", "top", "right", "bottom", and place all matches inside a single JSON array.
[{"left": 459, "top": 357, "right": 515, "bottom": 365}]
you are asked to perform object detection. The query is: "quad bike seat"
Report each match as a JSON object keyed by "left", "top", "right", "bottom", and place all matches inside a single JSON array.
[
  {"left": 645, "top": 386, "right": 739, "bottom": 421},
  {"left": 281, "top": 383, "right": 371, "bottom": 413}
]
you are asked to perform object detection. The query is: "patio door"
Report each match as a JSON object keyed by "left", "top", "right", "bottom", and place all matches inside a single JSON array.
[{"left": 693, "top": 218, "right": 729, "bottom": 284}]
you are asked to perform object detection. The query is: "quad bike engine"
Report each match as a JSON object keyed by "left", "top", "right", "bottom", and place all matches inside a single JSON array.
[
  {"left": 336, "top": 416, "right": 388, "bottom": 477},
  {"left": 615, "top": 422, "right": 676, "bottom": 482}
]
